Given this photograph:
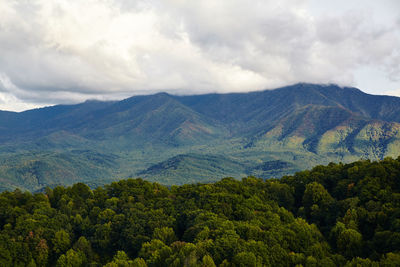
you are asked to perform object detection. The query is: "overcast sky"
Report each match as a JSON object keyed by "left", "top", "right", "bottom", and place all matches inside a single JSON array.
[{"left": 0, "top": 0, "right": 399, "bottom": 111}]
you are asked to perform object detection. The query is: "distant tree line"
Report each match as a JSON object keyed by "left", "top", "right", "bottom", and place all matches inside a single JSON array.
[{"left": 1, "top": 157, "right": 400, "bottom": 266}]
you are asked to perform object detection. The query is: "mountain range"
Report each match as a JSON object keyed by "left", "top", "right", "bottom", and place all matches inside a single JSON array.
[{"left": 1, "top": 83, "right": 400, "bottom": 191}]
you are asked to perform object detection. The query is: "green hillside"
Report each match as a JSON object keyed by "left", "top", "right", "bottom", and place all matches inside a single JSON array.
[
  {"left": 138, "top": 153, "right": 248, "bottom": 185},
  {"left": 1, "top": 83, "right": 400, "bottom": 191}
]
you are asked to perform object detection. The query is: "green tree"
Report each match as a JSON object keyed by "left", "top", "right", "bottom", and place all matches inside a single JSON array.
[
  {"left": 139, "top": 239, "right": 172, "bottom": 267},
  {"left": 337, "top": 229, "right": 362, "bottom": 259},
  {"left": 53, "top": 230, "right": 71, "bottom": 254},
  {"left": 201, "top": 255, "right": 216, "bottom": 267},
  {"left": 104, "top": 251, "right": 140, "bottom": 267},
  {"left": 152, "top": 227, "right": 176, "bottom": 245},
  {"left": 232, "top": 252, "right": 257, "bottom": 267},
  {"left": 56, "top": 249, "right": 85, "bottom": 267}
]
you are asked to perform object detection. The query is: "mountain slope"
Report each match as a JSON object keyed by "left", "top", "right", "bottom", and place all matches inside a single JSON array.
[
  {"left": 138, "top": 153, "right": 247, "bottom": 185},
  {"left": 1, "top": 83, "right": 400, "bottom": 191},
  {"left": 77, "top": 93, "right": 228, "bottom": 145}
]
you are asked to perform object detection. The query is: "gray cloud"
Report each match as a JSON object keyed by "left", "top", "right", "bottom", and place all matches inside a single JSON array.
[{"left": 0, "top": 0, "right": 399, "bottom": 111}]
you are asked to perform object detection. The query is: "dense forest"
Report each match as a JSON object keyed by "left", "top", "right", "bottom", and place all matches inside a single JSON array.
[{"left": 1, "top": 157, "right": 400, "bottom": 266}]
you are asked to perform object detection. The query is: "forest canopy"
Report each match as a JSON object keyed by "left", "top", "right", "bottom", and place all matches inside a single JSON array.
[{"left": 1, "top": 157, "right": 400, "bottom": 266}]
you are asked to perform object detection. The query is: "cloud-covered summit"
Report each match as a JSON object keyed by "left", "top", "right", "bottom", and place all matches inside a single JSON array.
[{"left": 0, "top": 0, "right": 399, "bottom": 111}]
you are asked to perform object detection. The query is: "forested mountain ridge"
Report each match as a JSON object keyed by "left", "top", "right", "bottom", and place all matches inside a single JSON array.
[
  {"left": 3, "top": 83, "right": 400, "bottom": 140},
  {"left": 1, "top": 83, "right": 400, "bottom": 191},
  {"left": 1, "top": 157, "right": 400, "bottom": 266}
]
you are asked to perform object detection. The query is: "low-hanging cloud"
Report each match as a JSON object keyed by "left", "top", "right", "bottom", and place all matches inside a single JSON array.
[{"left": 0, "top": 0, "right": 399, "bottom": 111}]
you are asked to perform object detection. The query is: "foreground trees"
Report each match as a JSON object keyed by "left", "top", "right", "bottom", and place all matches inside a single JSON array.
[{"left": 1, "top": 157, "right": 400, "bottom": 266}]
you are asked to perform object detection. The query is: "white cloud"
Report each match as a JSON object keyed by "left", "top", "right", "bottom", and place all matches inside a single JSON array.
[
  {"left": 0, "top": 0, "right": 399, "bottom": 111},
  {"left": 0, "top": 73, "right": 42, "bottom": 111}
]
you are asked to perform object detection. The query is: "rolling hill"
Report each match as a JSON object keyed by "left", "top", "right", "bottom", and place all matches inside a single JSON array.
[{"left": 1, "top": 83, "right": 400, "bottom": 191}]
